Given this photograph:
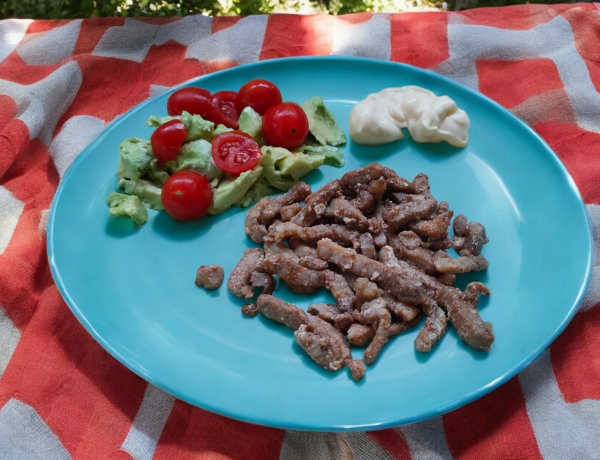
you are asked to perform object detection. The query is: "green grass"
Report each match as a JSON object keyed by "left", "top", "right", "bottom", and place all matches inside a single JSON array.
[{"left": 0, "top": 0, "right": 577, "bottom": 19}]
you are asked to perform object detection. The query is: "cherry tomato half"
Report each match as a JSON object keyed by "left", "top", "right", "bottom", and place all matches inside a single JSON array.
[
  {"left": 235, "top": 79, "right": 282, "bottom": 115},
  {"left": 211, "top": 132, "right": 262, "bottom": 175},
  {"left": 167, "top": 87, "right": 212, "bottom": 118},
  {"left": 261, "top": 102, "right": 309, "bottom": 150},
  {"left": 210, "top": 91, "right": 240, "bottom": 129},
  {"left": 151, "top": 119, "right": 187, "bottom": 163},
  {"left": 161, "top": 170, "right": 213, "bottom": 221}
]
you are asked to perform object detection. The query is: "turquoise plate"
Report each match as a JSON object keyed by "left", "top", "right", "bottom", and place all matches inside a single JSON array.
[{"left": 48, "top": 57, "right": 592, "bottom": 431}]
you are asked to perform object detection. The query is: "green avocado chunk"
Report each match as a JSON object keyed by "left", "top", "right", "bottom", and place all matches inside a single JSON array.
[
  {"left": 301, "top": 96, "right": 346, "bottom": 146},
  {"left": 118, "top": 178, "right": 164, "bottom": 210},
  {"left": 235, "top": 174, "right": 274, "bottom": 208},
  {"left": 259, "top": 146, "right": 297, "bottom": 191},
  {"left": 165, "top": 139, "right": 223, "bottom": 181},
  {"left": 106, "top": 192, "right": 149, "bottom": 227},
  {"left": 238, "top": 106, "right": 263, "bottom": 145},
  {"left": 208, "top": 165, "right": 263, "bottom": 215},
  {"left": 116, "top": 138, "right": 154, "bottom": 182},
  {"left": 278, "top": 152, "right": 324, "bottom": 181},
  {"left": 146, "top": 111, "right": 214, "bottom": 143},
  {"left": 295, "top": 144, "right": 345, "bottom": 167},
  {"left": 214, "top": 124, "right": 234, "bottom": 136}
]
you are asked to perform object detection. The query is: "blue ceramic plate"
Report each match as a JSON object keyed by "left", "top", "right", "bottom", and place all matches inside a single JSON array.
[{"left": 48, "top": 57, "right": 591, "bottom": 431}]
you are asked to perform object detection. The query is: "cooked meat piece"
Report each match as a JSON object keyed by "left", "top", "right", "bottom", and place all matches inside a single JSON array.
[
  {"left": 299, "top": 256, "right": 329, "bottom": 271},
  {"left": 359, "top": 233, "right": 378, "bottom": 260},
  {"left": 325, "top": 197, "right": 373, "bottom": 232},
  {"left": 287, "top": 283, "right": 318, "bottom": 295},
  {"left": 384, "top": 230, "right": 437, "bottom": 275},
  {"left": 465, "top": 281, "right": 491, "bottom": 301},
  {"left": 410, "top": 210, "right": 454, "bottom": 239},
  {"left": 270, "top": 221, "right": 360, "bottom": 248},
  {"left": 291, "top": 180, "right": 340, "bottom": 227},
  {"left": 280, "top": 203, "right": 303, "bottom": 222},
  {"left": 294, "top": 318, "right": 351, "bottom": 372},
  {"left": 378, "top": 245, "right": 400, "bottom": 268},
  {"left": 347, "top": 323, "right": 376, "bottom": 346},
  {"left": 227, "top": 249, "right": 264, "bottom": 299},
  {"left": 389, "top": 316, "right": 422, "bottom": 336},
  {"left": 437, "top": 201, "right": 450, "bottom": 213},
  {"left": 373, "top": 231, "right": 387, "bottom": 249},
  {"left": 329, "top": 224, "right": 361, "bottom": 249},
  {"left": 434, "top": 250, "right": 456, "bottom": 286},
  {"left": 250, "top": 272, "right": 276, "bottom": 295},
  {"left": 195, "top": 265, "right": 224, "bottom": 290},
  {"left": 256, "top": 294, "right": 308, "bottom": 330},
  {"left": 340, "top": 163, "right": 413, "bottom": 195},
  {"left": 308, "top": 303, "right": 340, "bottom": 323},
  {"left": 259, "top": 182, "right": 311, "bottom": 224},
  {"left": 453, "top": 214, "right": 468, "bottom": 237},
  {"left": 397, "top": 231, "right": 423, "bottom": 250},
  {"left": 264, "top": 237, "right": 298, "bottom": 261},
  {"left": 292, "top": 244, "right": 318, "bottom": 259},
  {"left": 383, "top": 194, "right": 438, "bottom": 229},
  {"left": 415, "top": 302, "right": 447, "bottom": 352},
  {"left": 351, "top": 177, "right": 387, "bottom": 213},
  {"left": 342, "top": 271, "right": 359, "bottom": 291},
  {"left": 403, "top": 247, "right": 437, "bottom": 275},
  {"left": 354, "top": 277, "right": 420, "bottom": 322},
  {"left": 360, "top": 298, "right": 391, "bottom": 365},
  {"left": 454, "top": 220, "right": 489, "bottom": 256},
  {"left": 317, "top": 239, "right": 494, "bottom": 351},
  {"left": 241, "top": 303, "right": 259, "bottom": 317},
  {"left": 426, "top": 238, "right": 454, "bottom": 251},
  {"left": 434, "top": 254, "right": 489, "bottom": 274},
  {"left": 345, "top": 359, "right": 367, "bottom": 382},
  {"left": 334, "top": 312, "right": 355, "bottom": 332},
  {"left": 411, "top": 173, "right": 431, "bottom": 194},
  {"left": 244, "top": 196, "right": 270, "bottom": 243},
  {"left": 258, "top": 255, "right": 355, "bottom": 312}
]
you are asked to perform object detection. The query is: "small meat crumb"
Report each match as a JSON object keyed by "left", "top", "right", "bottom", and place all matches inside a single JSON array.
[
  {"left": 195, "top": 265, "right": 224, "bottom": 290},
  {"left": 242, "top": 304, "right": 259, "bottom": 317}
]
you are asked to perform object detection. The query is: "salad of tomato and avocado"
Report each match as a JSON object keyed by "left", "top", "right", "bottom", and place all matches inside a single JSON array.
[{"left": 107, "top": 79, "right": 346, "bottom": 226}]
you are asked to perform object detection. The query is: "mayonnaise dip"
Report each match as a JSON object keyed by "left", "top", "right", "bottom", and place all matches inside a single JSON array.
[{"left": 349, "top": 86, "right": 470, "bottom": 147}]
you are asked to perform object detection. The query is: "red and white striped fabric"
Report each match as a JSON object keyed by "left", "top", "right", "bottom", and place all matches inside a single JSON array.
[{"left": 1, "top": 5, "right": 600, "bottom": 458}]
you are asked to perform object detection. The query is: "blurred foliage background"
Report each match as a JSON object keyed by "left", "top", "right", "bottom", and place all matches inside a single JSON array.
[{"left": 0, "top": 0, "right": 580, "bottom": 19}]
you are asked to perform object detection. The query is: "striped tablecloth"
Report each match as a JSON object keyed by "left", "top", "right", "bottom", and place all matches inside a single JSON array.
[{"left": 1, "top": 4, "right": 599, "bottom": 459}]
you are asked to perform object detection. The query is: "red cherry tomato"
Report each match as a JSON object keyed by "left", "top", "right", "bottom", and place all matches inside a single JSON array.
[
  {"left": 167, "top": 87, "right": 212, "bottom": 118},
  {"left": 211, "top": 132, "right": 262, "bottom": 175},
  {"left": 210, "top": 91, "right": 240, "bottom": 129},
  {"left": 235, "top": 79, "right": 282, "bottom": 115},
  {"left": 151, "top": 120, "right": 187, "bottom": 164},
  {"left": 161, "top": 170, "right": 213, "bottom": 221},
  {"left": 228, "top": 130, "right": 255, "bottom": 140},
  {"left": 262, "top": 102, "right": 309, "bottom": 150}
]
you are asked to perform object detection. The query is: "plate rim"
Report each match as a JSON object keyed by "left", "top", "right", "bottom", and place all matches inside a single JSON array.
[{"left": 47, "top": 55, "right": 593, "bottom": 431}]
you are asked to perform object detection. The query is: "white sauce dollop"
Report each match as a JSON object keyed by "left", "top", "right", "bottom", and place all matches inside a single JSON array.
[{"left": 349, "top": 86, "right": 470, "bottom": 147}]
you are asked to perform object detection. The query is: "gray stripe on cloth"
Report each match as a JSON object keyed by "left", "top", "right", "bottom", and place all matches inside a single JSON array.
[
  {"left": 0, "top": 306, "right": 20, "bottom": 378},
  {"left": 0, "top": 398, "right": 71, "bottom": 460},
  {"left": 398, "top": 416, "right": 452, "bottom": 460},
  {"left": 120, "top": 384, "right": 175, "bottom": 460},
  {"left": 280, "top": 431, "right": 395, "bottom": 460},
  {"left": 519, "top": 349, "right": 600, "bottom": 460}
]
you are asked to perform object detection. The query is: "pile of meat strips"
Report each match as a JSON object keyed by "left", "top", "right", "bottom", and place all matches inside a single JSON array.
[{"left": 227, "top": 163, "right": 493, "bottom": 382}]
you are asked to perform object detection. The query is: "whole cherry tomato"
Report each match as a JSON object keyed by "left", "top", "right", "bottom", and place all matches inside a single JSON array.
[
  {"left": 210, "top": 91, "right": 240, "bottom": 129},
  {"left": 211, "top": 132, "right": 262, "bottom": 175},
  {"left": 167, "top": 87, "right": 212, "bottom": 118},
  {"left": 161, "top": 170, "right": 213, "bottom": 220},
  {"left": 151, "top": 119, "right": 187, "bottom": 163},
  {"left": 262, "top": 102, "right": 309, "bottom": 150},
  {"left": 235, "top": 79, "right": 282, "bottom": 115}
]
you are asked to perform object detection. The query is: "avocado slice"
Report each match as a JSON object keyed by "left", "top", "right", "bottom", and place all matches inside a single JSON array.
[
  {"left": 118, "top": 177, "right": 164, "bottom": 210},
  {"left": 295, "top": 144, "right": 345, "bottom": 167},
  {"left": 301, "top": 96, "right": 346, "bottom": 146},
  {"left": 106, "top": 192, "right": 149, "bottom": 227},
  {"left": 278, "top": 152, "right": 324, "bottom": 181},
  {"left": 238, "top": 106, "right": 263, "bottom": 145},
  {"left": 208, "top": 165, "right": 263, "bottom": 215},
  {"left": 165, "top": 139, "right": 223, "bottom": 181},
  {"left": 116, "top": 138, "right": 154, "bottom": 182}
]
